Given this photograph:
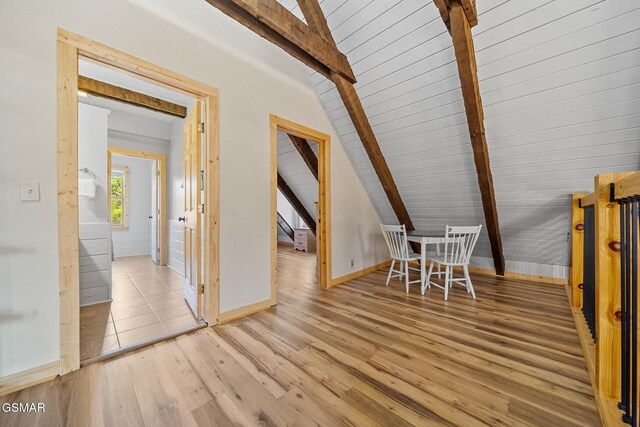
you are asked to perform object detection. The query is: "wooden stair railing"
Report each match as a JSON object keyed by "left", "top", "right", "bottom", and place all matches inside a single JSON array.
[
  {"left": 571, "top": 170, "right": 640, "bottom": 427},
  {"left": 277, "top": 212, "right": 295, "bottom": 241}
]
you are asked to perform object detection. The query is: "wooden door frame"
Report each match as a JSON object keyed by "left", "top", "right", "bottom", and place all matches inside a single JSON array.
[
  {"left": 270, "top": 115, "right": 332, "bottom": 299},
  {"left": 107, "top": 147, "right": 167, "bottom": 265},
  {"left": 57, "top": 28, "right": 220, "bottom": 375}
]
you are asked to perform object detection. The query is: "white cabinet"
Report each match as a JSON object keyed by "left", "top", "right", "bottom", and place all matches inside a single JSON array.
[{"left": 293, "top": 227, "right": 316, "bottom": 252}]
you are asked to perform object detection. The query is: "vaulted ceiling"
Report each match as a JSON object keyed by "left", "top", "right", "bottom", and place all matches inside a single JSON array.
[{"left": 273, "top": 0, "right": 640, "bottom": 274}]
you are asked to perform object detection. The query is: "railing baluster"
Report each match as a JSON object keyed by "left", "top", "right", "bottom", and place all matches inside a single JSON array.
[
  {"left": 630, "top": 200, "right": 638, "bottom": 426},
  {"left": 582, "top": 204, "right": 596, "bottom": 341},
  {"left": 621, "top": 201, "right": 630, "bottom": 415},
  {"left": 617, "top": 196, "right": 639, "bottom": 426}
]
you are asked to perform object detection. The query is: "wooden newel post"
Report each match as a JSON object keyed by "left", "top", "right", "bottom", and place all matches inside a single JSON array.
[
  {"left": 571, "top": 193, "right": 586, "bottom": 308},
  {"left": 594, "top": 172, "right": 632, "bottom": 399}
]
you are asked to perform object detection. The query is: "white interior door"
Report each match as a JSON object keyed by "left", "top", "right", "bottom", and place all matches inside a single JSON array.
[
  {"left": 150, "top": 161, "right": 159, "bottom": 264},
  {"left": 183, "top": 102, "right": 202, "bottom": 317}
]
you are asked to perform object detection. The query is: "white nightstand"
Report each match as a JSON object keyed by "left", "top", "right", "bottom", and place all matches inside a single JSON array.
[{"left": 293, "top": 227, "right": 316, "bottom": 252}]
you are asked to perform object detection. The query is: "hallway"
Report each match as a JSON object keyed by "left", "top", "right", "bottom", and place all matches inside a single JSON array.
[{"left": 79, "top": 256, "right": 202, "bottom": 360}]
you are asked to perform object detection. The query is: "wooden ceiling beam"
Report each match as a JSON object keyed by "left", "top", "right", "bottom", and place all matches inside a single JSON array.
[
  {"left": 433, "top": 0, "right": 477, "bottom": 30},
  {"left": 460, "top": 0, "right": 478, "bottom": 27},
  {"left": 297, "top": 0, "right": 417, "bottom": 241},
  {"left": 277, "top": 173, "right": 316, "bottom": 235},
  {"left": 78, "top": 76, "right": 187, "bottom": 118},
  {"left": 204, "top": 0, "right": 356, "bottom": 83},
  {"left": 443, "top": 0, "right": 504, "bottom": 275},
  {"left": 288, "top": 134, "right": 318, "bottom": 180}
]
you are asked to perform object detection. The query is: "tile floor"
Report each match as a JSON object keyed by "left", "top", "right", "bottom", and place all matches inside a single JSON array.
[{"left": 79, "top": 256, "right": 202, "bottom": 360}]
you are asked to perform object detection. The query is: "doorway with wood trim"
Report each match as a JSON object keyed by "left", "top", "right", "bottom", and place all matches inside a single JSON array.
[
  {"left": 107, "top": 147, "right": 167, "bottom": 266},
  {"left": 270, "top": 115, "right": 332, "bottom": 302},
  {"left": 57, "top": 29, "right": 220, "bottom": 374},
  {"left": 76, "top": 63, "right": 210, "bottom": 362}
]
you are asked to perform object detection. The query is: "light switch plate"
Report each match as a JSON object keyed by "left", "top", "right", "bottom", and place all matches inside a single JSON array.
[{"left": 21, "top": 181, "right": 40, "bottom": 202}]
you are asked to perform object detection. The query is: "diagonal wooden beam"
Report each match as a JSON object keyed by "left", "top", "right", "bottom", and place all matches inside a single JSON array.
[
  {"left": 78, "top": 76, "right": 187, "bottom": 118},
  {"left": 288, "top": 134, "right": 318, "bottom": 180},
  {"left": 442, "top": 0, "right": 505, "bottom": 275},
  {"left": 204, "top": 0, "right": 355, "bottom": 83},
  {"left": 296, "top": 0, "right": 417, "bottom": 242},
  {"left": 296, "top": 0, "right": 333, "bottom": 40},
  {"left": 277, "top": 173, "right": 316, "bottom": 235},
  {"left": 331, "top": 77, "right": 415, "bottom": 232}
]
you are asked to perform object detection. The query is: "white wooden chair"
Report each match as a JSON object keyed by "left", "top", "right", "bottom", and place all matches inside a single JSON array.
[
  {"left": 421, "top": 225, "right": 482, "bottom": 300},
  {"left": 380, "top": 224, "right": 421, "bottom": 293}
]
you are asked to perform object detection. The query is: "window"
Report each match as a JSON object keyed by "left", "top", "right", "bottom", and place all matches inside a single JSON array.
[{"left": 111, "top": 165, "right": 129, "bottom": 228}]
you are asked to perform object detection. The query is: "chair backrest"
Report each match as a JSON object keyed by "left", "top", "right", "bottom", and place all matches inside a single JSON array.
[
  {"left": 443, "top": 225, "right": 482, "bottom": 265},
  {"left": 380, "top": 224, "right": 410, "bottom": 260}
]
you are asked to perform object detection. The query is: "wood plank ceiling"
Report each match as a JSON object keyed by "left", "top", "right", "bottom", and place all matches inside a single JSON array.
[{"left": 277, "top": 0, "right": 640, "bottom": 275}]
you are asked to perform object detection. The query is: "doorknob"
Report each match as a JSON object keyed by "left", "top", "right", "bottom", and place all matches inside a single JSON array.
[{"left": 178, "top": 216, "right": 186, "bottom": 222}]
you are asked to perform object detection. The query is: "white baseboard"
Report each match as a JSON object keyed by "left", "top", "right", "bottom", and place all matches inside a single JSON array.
[{"left": 468, "top": 256, "right": 568, "bottom": 280}]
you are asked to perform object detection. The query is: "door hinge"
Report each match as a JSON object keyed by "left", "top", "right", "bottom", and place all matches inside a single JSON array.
[
  {"left": 198, "top": 284, "right": 205, "bottom": 294},
  {"left": 200, "top": 203, "right": 205, "bottom": 214},
  {"left": 199, "top": 123, "right": 205, "bottom": 133}
]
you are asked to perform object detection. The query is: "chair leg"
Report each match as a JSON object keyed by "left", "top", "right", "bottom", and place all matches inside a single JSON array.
[
  {"left": 398, "top": 261, "right": 404, "bottom": 280},
  {"left": 405, "top": 261, "right": 410, "bottom": 293},
  {"left": 386, "top": 259, "right": 395, "bottom": 287},
  {"left": 423, "top": 261, "right": 434, "bottom": 295},
  {"left": 444, "top": 266, "right": 450, "bottom": 301},
  {"left": 436, "top": 244, "right": 442, "bottom": 278},
  {"left": 464, "top": 265, "right": 476, "bottom": 299}
]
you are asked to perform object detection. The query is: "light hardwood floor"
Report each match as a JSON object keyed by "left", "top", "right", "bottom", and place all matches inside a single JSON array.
[
  {"left": 80, "top": 256, "right": 202, "bottom": 360},
  {"left": 1, "top": 248, "right": 599, "bottom": 426}
]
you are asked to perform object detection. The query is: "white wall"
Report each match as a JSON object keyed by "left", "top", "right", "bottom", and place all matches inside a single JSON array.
[
  {"left": 78, "top": 103, "right": 112, "bottom": 306},
  {"left": 110, "top": 155, "right": 154, "bottom": 258},
  {"left": 108, "top": 109, "right": 173, "bottom": 142},
  {"left": 107, "top": 109, "right": 171, "bottom": 156},
  {"left": 78, "top": 103, "right": 109, "bottom": 223},
  {"left": 0, "top": 0, "right": 387, "bottom": 377}
]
